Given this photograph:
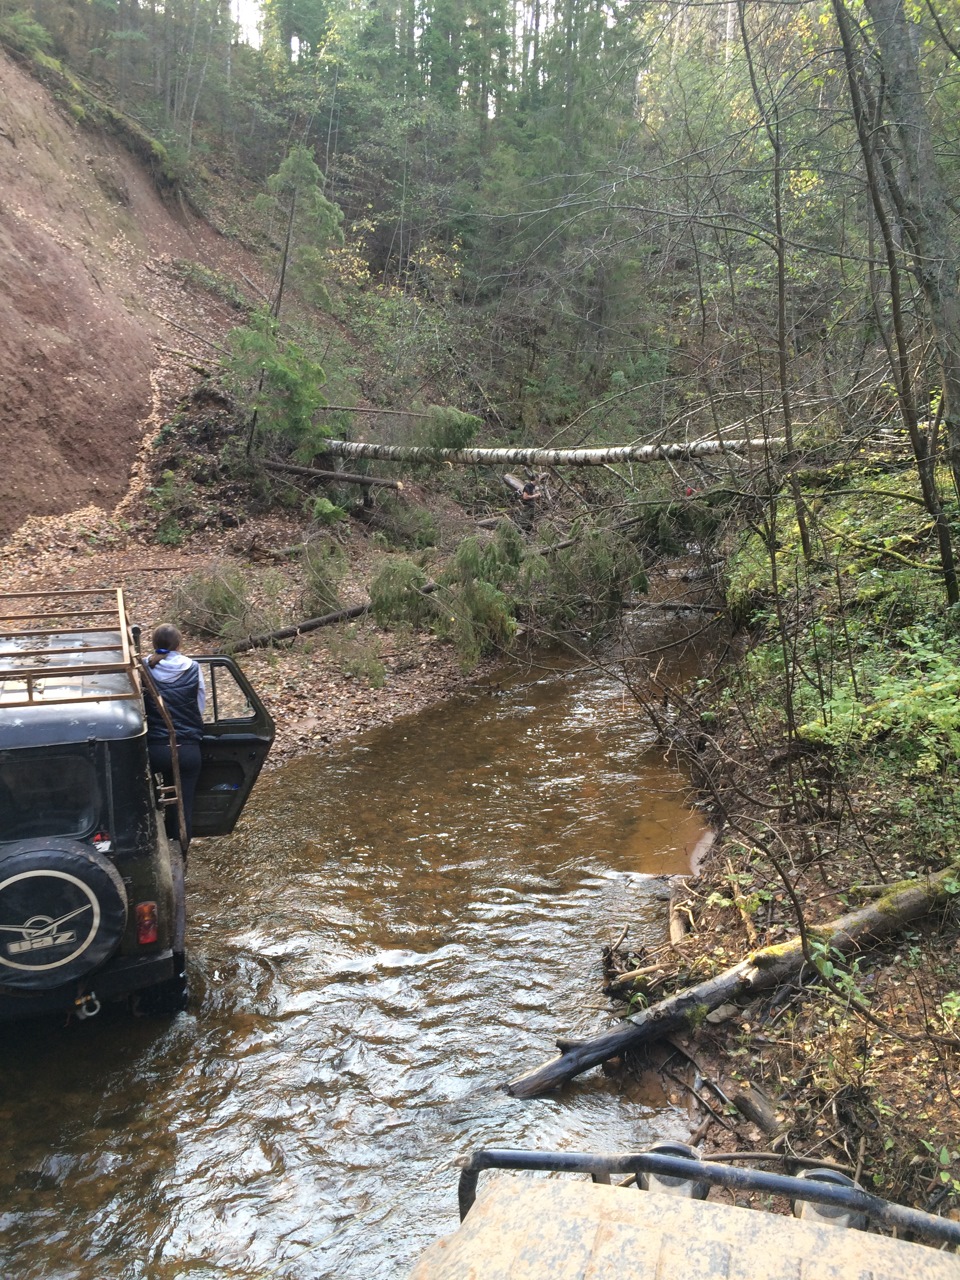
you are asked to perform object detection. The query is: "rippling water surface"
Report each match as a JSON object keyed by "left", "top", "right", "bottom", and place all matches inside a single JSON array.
[{"left": 0, "top": 659, "right": 705, "bottom": 1279}]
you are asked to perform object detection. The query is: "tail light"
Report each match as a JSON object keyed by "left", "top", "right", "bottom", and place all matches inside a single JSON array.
[{"left": 135, "top": 901, "right": 159, "bottom": 945}]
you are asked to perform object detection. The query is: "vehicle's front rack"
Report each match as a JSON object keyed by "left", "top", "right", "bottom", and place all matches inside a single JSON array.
[
  {"left": 0, "top": 587, "right": 139, "bottom": 708},
  {"left": 456, "top": 1148, "right": 960, "bottom": 1248}
]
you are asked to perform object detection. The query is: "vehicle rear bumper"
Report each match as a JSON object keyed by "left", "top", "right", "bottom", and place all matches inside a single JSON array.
[{"left": 0, "top": 951, "right": 176, "bottom": 1020}]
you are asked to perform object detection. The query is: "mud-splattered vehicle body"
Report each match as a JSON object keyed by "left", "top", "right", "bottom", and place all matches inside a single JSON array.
[
  {"left": 409, "top": 1146, "right": 960, "bottom": 1278},
  {"left": 0, "top": 588, "right": 273, "bottom": 1020}
]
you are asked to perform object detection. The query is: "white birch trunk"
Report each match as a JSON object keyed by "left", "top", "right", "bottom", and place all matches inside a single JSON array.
[{"left": 315, "top": 439, "right": 781, "bottom": 468}]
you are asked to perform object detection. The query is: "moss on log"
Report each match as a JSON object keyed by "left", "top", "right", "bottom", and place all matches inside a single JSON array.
[{"left": 504, "top": 868, "right": 958, "bottom": 1099}]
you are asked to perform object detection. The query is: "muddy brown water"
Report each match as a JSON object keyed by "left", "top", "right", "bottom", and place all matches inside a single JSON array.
[{"left": 0, "top": 657, "right": 706, "bottom": 1280}]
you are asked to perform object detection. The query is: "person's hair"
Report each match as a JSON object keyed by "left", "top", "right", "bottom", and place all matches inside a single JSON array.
[{"left": 148, "top": 623, "right": 182, "bottom": 667}]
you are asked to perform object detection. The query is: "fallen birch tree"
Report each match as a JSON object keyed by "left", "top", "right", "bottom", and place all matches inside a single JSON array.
[
  {"left": 505, "top": 867, "right": 959, "bottom": 1098},
  {"left": 316, "top": 439, "right": 783, "bottom": 468}
]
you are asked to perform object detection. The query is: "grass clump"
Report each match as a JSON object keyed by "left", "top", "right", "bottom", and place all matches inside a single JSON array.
[
  {"left": 326, "top": 622, "right": 386, "bottom": 687},
  {"left": 369, "top": 491, "right": 438, "bottom": 549},
  {"left": 301, "top": 539, "right": 346, "bottom": 616},
  {"left": 175, "top": 260, "right": 249, "bottom": 312},
  {"left": 172, "top": 562, "right": 286, "bottom": 643},
  {"left": 369, "top": 558, "right": 434, "bottom": 629}
]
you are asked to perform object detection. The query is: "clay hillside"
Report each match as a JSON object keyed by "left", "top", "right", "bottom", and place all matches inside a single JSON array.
[{"left": 0, "top": 47, "right": 264, "bottom": 538}]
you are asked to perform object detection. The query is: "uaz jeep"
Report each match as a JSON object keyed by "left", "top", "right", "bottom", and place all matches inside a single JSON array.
[{"left": 0, "top": 587, "right": 274, "bottom": 1020}]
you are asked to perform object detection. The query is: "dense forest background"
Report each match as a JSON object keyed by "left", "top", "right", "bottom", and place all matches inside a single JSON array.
[{"left": 7, "top": 0, "right": 960, "bottom": 488}]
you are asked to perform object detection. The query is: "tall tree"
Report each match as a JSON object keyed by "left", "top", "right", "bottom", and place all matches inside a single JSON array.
[{"left": 832, "top": 0, "right": 960, "bottom": 601}]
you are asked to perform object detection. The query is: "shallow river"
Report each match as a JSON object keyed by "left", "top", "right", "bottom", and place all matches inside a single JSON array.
[{"left": 0, "top": 657, "right": 705, "bottom": 1280}]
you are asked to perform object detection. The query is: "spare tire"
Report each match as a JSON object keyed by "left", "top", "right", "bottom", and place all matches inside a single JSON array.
[{"left": 0, "top": 840, "right": 128, "bottom": 989}]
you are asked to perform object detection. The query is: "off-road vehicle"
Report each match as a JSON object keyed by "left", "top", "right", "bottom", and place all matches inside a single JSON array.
[{"left": 0, "top": 587, "right": 274, "bottom": 1021}]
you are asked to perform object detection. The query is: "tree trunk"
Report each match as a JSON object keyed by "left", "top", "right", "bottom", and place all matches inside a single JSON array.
[
  {"left": 832, "top": 0, "right": 960, "bottom": 604},
  {"left": 262, "top": 460, "right": 402, "bottom": 489},
  {"left": 316, "top": 438, "right": 782, "bottom": 469},
  {"left": 505, "top": 868, "right": 958, "bottom": 1098},
  {"left": 859, "top": 0, "right": 960, "bottom": 501},
  {"left": 230, "top": 582, "right": 439, "bottom": 651}
]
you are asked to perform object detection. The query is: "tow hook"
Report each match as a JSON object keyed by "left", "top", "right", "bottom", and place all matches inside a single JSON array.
[{"left": 75, "top": 992, "right": 101, "bottom": 1019}]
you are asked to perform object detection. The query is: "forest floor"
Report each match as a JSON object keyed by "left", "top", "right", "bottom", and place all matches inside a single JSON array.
[
  {"left": 595, "top": 698, "right": 960, "bottom": 1224},
  {"left": 0, "top": 501, "right": 490, "bottom": 767}
]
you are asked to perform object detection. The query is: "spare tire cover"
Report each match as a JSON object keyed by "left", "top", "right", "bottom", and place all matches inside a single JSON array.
[{"left": 0, "top": 840, "right": 128, "bottom": 989}]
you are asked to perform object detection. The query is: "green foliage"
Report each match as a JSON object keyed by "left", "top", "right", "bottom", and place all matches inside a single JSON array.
[
  {"left": 0, "top": 10, "right": 53, "bottom": 56},
  {"left": 257, "top": 145, "right": 343, "bottom": 309},
  {"left": 147, "top": 468, "right": 194, "bottom": 546},
  {"left": 301, "top": 539, "right": 346, "bottom": 615},
  {"left": 522, "top": 525, "right": 648, "bottom": 643},
  {"left": 171, "top": 563, "right": 286, "bottom": 643},
  {"left": 796, "top": 624, "right": 960, "bottom": 775},
  {"left": 369, "top": 558, "right": 434, "bottom": 628},
  {"left": 850, "top": 568, "right": 936, "bottom": 632},
  {"left": 920, "top": 1140, "right": 960, "bottom": 1197},
  {"left": 629, "top": 495, "right": 723, "bottom": 557},
  {"left": 225, "top": 311, "right": 331, "bottom": 459},
  {"left": 260, "top": 0, "right": 330, "bottom": 62},
  {"left": 725, "top": 478, "right": 960, "bottom": 777},
  {"left": 365, "top": 518, "right": 647, "bottom": 665},
  {"left": 368, "top": 524, "right": 524, "bottom": 665},
  {"left": 417, "top": 406, "right": 481, "bottom": 454},
  {"left": 939, "top": 991, "right": 960, "bottom": 1029},
  {"left": 443, "top": 523, "right": 523, "bottom": 591},
  {"left": 370, "top": 492, "right": 438, "bottom": 549},
  {"left": 724, "top": 532, "right": 771, "bottom": 619},
  {"left": 434, "top": 529, "right": 521, "bottom": 663},
  {"left": 808, "top": 939, "right": 868, "bottom": 1006},
  {"left": 434, "top": 577, "right": 517, "bottom": 666},
  {"left": 310, "top": 496, "right": 347, "bottom": 525}
]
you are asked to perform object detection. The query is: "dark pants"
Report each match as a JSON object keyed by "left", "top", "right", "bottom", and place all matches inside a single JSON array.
[{"left": 149, "top": 740, "right": 202, "bottom": 847}]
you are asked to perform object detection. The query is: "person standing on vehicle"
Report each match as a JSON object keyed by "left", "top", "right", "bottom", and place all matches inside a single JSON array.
[{"left": 145, "top": 623, "right": 205, "bottom": 849}]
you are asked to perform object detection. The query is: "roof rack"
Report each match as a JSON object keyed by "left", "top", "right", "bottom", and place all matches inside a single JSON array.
[{"left": 0, "top": 588, "right": 141, "bottom": 709}]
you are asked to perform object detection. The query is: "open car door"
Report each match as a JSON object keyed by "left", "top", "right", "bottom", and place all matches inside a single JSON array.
[{"left": 191, "top": 656, "right": 275, "bottom": 838}]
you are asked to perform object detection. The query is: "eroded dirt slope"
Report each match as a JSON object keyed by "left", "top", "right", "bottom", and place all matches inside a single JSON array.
[{"left": 0, "top": 48, "right": 260, "bottom": 537}]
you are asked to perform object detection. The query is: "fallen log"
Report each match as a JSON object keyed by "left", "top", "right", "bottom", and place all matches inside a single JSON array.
[
  {"left": 731, "top": 1080, "right": 787, "bottom": 1137},
  {"left": 261, "top": 460, "right": 402, "bottom": 490},
  {"left": 231, "top": 603, "right": 371, "bottom": 651},
  {"left": 230, "top": 583, "right": 439, "bottom": 652},
  {"left": 668, "top": 883, "right": 693, "bottom": 944},
  {"left": 637, "top": 601, "right": 726, "bottom": 616},
  {"left": 318, "top": 438, "right": 783, "bottom": 468},
  {"left": 504, "top": 868, "right": 958, "bottom": 1098}
]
